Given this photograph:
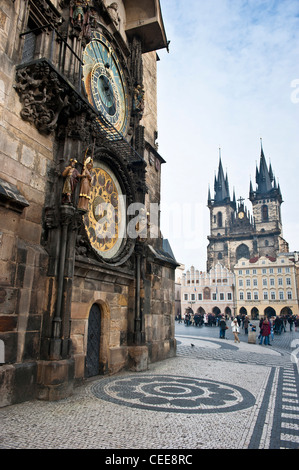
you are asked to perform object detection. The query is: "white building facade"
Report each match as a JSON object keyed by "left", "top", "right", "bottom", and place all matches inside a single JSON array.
[{"left": 181, "top": 263, "right": 236, "bottom": 318}]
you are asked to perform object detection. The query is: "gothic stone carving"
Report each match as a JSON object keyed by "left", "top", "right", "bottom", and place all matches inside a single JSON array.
[
  {"left": 32, "top": 0, "right": 63, "bottom": 28},
  {"left": 15, "top": 62, "right": 69, "bottom": 134}
]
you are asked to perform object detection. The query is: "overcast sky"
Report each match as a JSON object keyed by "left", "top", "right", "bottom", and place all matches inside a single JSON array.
[{"left": 156, "top": 0, "right": 299, "bottom": 272}]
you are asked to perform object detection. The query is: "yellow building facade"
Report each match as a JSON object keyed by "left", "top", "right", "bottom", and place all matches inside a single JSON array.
[{"left": 235, "top": 254, "right": 299, "bottom": 319}]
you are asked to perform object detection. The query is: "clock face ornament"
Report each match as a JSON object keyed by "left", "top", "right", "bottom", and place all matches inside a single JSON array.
[
  {"left": 82, "top": 32, "right": 129, "bottom": 136},
  {"left": 83, "top": 163, "right": 126, "bottom": 260},
  {"left": 238, "top": 211, "right": 245, "bottom": 219}
]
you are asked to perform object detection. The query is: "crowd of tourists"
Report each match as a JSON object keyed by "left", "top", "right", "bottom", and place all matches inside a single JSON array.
[{"left": 176, "top": 311, "right": 299, "bottom": 345}]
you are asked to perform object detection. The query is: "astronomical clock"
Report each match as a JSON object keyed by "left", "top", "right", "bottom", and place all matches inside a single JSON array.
[
  {"left": 81, "top": 32, "right": 132, "bottom": 262},
  {"left": 82, "top": 32, "right": 130, "bottom": 136},
  {"left": 82, "top": 163, "right": 126, "bottom": 260}
]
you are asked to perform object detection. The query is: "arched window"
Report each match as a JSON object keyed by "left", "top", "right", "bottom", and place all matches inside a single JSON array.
[
  {"left": 236, "top": 244, "right": 250, "bottom": 261},
  {"left": 225, "top": 307, "right": 231, "bottom": 316},
  {"left": 203, "top": 287, "right": 211, "bottom": 300},
  {"left": 217, "top": 212, "right": 222, "bottom": 228},
  {"left": 262, "top": 205, "right": 268, "bottom": 221}
]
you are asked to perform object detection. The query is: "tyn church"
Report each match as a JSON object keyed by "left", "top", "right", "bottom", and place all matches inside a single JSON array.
[{"left": 207, "top": 145, "right": 289, "bottom": 272}]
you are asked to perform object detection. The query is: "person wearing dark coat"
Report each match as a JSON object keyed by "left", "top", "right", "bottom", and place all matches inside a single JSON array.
[
  {"left": 288, "top": 316, "right": 294, "bottom": 331},
  {"left": 219, "top": 316, "right": 227, "bottom": 339},
  {"left": 243, "top": 316, "right": 249, "bottom": 335}
]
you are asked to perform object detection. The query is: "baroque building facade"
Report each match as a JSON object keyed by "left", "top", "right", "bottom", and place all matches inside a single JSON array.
[
  {"left": 0, "top": 0, "right": 178, "bottom": 407},
  {"left": 234, "top": 254, "right": 299, "bottom": 319},
  {"left": 207, "top": 146, "right": 289, "bottom": 272}
]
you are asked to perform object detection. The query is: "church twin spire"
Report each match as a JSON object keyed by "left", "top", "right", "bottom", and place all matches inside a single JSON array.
[
  {"left": 208, "top": 141, "right": 282, "bottom": 206},
  {"left": 208, "top": 150, "right": 236, "bottom": 207},
  {"left": 249, "top": 140, "right": 282, "bottom": 202}
]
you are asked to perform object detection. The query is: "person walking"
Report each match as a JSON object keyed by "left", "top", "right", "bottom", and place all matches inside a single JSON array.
[
  {"left": 243, "top": 316, "right": 249, "bottom": 335},
  {"left": 259, "top": 318, "right": 271, "bottom": 345},
  {"left": 270, "top": 318, "right": 274, "bottom": 342},
  {"left": 219, "top": 315, "right": 227, "bottom": 339},
  {"left": 283, "top": 316, "right": 287, "bottom": 332},
  {"left": 231, "top": 319, "right": 240, "bottom": 343},
  {"left": 258, "top": 317, "right": 264, "bottom": 341},
  {"left": 288, "top": 315, "right": 294, "bottom": 332}
]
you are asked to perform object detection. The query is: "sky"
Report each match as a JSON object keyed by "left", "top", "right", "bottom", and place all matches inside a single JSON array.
[{"left": 156, "top": 0, "right": 299, "bottom": 272}]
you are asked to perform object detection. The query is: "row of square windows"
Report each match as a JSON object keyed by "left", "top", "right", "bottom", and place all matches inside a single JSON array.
[
  {"left": 183, "top": 291, "right": 293, "bottom": 301},
  {"left": 239, "top": 278, "right": 292, "bottom": 287},
  {"left": 238, "top": 267, "right": 291, "bottom": 275},
  {"left": 239, "top": 291, "right": 293, "bottom": 301},
  {"left": 185, "top": 268, "right": 292, "bottom": 285},
  {"left": 184, "top": 293, "right": 232, "bottom": 301}
]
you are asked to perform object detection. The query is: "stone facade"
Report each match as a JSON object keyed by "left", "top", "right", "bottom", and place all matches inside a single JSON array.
[{"left": 0, "top": 0, "right": 177, "bottom": 407}]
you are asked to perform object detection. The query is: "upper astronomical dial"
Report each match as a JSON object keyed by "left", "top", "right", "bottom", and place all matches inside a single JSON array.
[{"left": 82, "top": 33, "right": 129, "bottom": 135}]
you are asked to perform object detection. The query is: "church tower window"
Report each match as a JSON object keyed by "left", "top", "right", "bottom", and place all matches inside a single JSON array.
[
  {"left": 217, "top": 212, "right": 223, "bottom": 228},
  {"left": 262, "top": 204, "right": 269, "bottom": 221}
]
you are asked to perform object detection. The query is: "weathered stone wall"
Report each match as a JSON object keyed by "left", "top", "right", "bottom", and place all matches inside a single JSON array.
[
  {"left": 0, "top": 0, "right": 176, "bottom": 406},
  {"left": 141, "top": 52, "right": 158, "bottom": 148},
  {"left": 252, "top": 200, "right": 281, "bottom": 233},
  {"left": 0, "top": 0, "right": 53, "bottom": 403},
  {"left": 143, "top": 263, "right": 176, "bottom": 363},
  {"left": 70, "top": 267, "right": 134, "bottom": 379}
]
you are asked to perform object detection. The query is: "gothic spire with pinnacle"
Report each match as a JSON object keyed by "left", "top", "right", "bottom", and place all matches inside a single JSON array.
[
  {"left": 250, "top": 139, "right": 283, "bottom": 203},
  {"left": 256, "top": 139, "right": 273, "bottom": 194},
  {"left": 214, "top": 151, "right": 231, "bottom": 203}
]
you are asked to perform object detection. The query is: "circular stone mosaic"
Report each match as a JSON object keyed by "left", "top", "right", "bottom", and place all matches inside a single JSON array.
[{"left": 91, "top": 375, "right": 255, "bottom": 414}]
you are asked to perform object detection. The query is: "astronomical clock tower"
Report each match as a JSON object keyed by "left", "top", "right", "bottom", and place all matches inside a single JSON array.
[{"left": 0, "top": 0, "right": 177, "bottom": 406}]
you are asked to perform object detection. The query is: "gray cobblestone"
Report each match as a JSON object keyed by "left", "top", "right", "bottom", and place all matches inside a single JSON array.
[{"left": 0, "top": 323, "right": 298, "bottom": 450}]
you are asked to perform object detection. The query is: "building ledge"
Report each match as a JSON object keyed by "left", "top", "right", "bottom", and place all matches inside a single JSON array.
[
  {"left": 124, "top": 0, "right": 168, "bottom": 53},
  {"left": 0, "top": 178, "right": 29, "bottom": 213}
]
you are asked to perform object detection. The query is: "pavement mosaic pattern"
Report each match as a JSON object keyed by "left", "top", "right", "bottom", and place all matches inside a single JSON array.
[
  {"left": 0, "top": 324, "right": 298, "bottom": 450},
  {"left": 91, "top": 374, "right": 256, "bottom": 414}
]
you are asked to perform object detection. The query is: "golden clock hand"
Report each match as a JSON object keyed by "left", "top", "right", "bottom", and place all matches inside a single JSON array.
[
  {"left": 92, "top": 40, "right": 106, "bottom": 69},
  {"left": 108, "top": 46, "right": 113, "bottom": 70},
  {"left": 84, "top": 48, "right": 97, "bottom": 64}
]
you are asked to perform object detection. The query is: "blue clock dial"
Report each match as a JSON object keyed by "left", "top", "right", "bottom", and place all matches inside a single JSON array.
[{"left": 82, "top": 33, "right": 129, "bottom": 136}]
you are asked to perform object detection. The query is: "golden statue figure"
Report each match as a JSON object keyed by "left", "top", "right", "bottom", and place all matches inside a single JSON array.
[
  {"left": 78, "top": 157, "right": 93, "bottom": 212},
  {"left": 62, "top": 158, "right": 80, "bottom": 204}
]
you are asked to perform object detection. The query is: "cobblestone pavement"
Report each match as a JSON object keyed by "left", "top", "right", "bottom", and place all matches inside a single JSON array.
[{"left": 0, "top": 322, "right": 298, "bottom": 451}]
